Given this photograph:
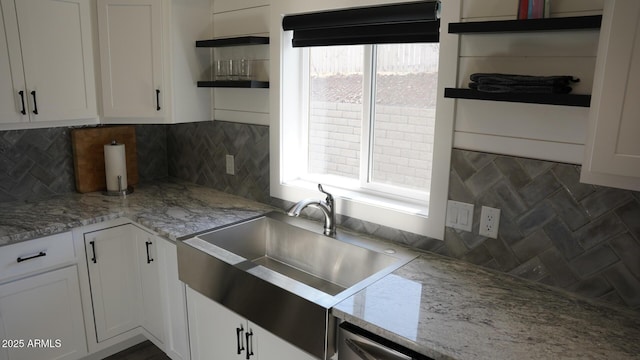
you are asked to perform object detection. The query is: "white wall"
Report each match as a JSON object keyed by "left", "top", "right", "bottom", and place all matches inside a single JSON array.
[
  {"left": 453, "top": 0, "right": 604, "bottom": 164},
  {"left": 210, "top": 0, "right": 270, "bottom": 125}
]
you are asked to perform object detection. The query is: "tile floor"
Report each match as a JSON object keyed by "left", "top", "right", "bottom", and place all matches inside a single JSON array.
[{"left": 104, "top": 341, "right": 170, "bottom": 360}]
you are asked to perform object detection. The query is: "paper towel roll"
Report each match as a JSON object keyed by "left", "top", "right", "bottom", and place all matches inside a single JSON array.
[{"left": 104, "top": 142, "right": 128, "bottom": 192}]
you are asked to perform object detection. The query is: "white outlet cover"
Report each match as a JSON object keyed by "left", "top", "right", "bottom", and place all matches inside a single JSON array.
[{"left": 479, "top": 206, "right": 500, "bottom": 239}]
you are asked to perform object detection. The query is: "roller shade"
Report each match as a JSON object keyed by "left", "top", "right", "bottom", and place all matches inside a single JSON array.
[{"left": 282, "top": 1, "right": 441, "bottom": 47}]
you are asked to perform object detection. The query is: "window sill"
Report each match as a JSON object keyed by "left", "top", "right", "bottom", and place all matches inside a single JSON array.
[{"left": 278, "top": 179, "right": 432, "bottom": 236}]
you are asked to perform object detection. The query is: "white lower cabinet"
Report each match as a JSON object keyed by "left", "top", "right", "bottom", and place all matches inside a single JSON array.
[
  {"left": 186, "top": 287, "right": 317, "bottom": 360},
  {"left": 84, "top": 224, "right": 143, "bottom": 342},
  {"left": 157, "top": 237, "right": 190, "bottom": 360},
  {"left": 0, "top": 231, "right": 86, "bottom": 360},
  {"left": 135, "top": 227, "right": 165, "bottom": 344},
  {"left": 80, "top": 222, "right": 165, "bottom": 353}
]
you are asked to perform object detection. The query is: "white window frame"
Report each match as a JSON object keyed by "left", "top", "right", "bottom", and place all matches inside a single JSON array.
[
  {"left": 300, "top": 44, "right": 432, "bottom": 203},
  {"left": 270, "top": 0, "right": 460, "bottom": 240}
]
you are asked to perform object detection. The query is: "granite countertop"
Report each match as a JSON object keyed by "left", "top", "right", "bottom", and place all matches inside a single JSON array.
[
  {"left": 4, "top": 180, "right": 640, "bottom": 359},
  {"left": 0, "top": 178, "right": 273, "bottom": 245},
  {"left": 332, "top": 252, "right": 640, "bottom": 360}
]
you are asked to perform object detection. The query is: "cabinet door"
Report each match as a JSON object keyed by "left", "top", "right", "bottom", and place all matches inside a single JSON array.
[
  {"left": 157, "top": 238, "right": 190, "bottom": 360},
  {"left": 135, "top": 228, "right": 165, "bottom": 345},
  {"left": 186, "top": 287, "right": 246, "bottom": 360},
  {"left": 250, "top": 321, "right": 318, "bottom": 360},
  {"left": 582, "top": 0, "right": 640, "bottom": 191},
  {"left": 97, "top": 0, "right": 165, "bottom": 118},
  {"left": 0, "top": 0, "right": 26, "bottom": 125},
  {"left": 0, "top": 266, "right": 87, "bottom": 360},
  {"left": 85, "top": 224, "right": 142, "bottom": 342},
  {"left": 13, "top": 0, "right": 97, "bottom": 122}
]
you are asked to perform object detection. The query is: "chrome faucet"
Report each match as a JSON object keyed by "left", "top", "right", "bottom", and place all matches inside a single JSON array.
[{"left": 287, "top": 184, "right": 336, "bottom": 236}]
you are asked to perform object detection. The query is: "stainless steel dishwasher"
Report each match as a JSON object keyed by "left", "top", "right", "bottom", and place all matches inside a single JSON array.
[{"left": 338, "top": 323, "right": 433, "bottom": 360}]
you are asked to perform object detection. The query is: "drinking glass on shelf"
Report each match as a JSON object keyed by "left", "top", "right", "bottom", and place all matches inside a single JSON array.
[
  {"left": 215, "top": 60, "right": 231, "bottom": 80},
  {"left": 230, "top": 59, "right": 241, "bottom": 80},
  {"left": 238, "top": 59, "right": 252, "bottom": 80}
]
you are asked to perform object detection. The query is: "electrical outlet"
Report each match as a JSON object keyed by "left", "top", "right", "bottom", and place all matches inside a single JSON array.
[
  {"left": 225, "top": 155, "right": 235, "bottom": 175},
  {"left": 479, "top": 206, "right": 500, "bottom": 239}
]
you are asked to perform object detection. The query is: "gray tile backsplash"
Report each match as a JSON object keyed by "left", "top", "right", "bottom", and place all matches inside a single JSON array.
[
  {"left": 1, "top": 123, "right": 638, "bottom": 311},
  {"left": 0, "top": 125, "right": 167, "bottom": 202},
  {"left": 167, "top": 121, "right": 269, "bottom": 203},
  {"left": 444, "top": 149, "right": 640, "bottom": 310},
  {"left": 0, "top": 128, "right": 75, "bottom": 202}
]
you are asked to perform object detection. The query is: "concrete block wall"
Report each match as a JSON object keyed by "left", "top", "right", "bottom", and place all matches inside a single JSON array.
[{"left": 309, "top": 101, "right": 436, "bottom": 190}]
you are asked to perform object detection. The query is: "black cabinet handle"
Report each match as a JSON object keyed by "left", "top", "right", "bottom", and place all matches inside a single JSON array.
[
  {"left": 245, "top": 329, "right": 254, "bottom": 359},
  {"left": 156, "top": 89, "right": 161, "bottom": 111},
  {"left": 18, "top": 90, "right": 26, "bottom": 115},
  {"left": 17, "top": 251, "right": 46, "bottom": 263},
  {"left": 236, "top": 325, "right": 245, "bottom": 354},
  {"left": 89, "top": 240, "right": 97, "bottom": 263},
  {"left": 145, "top": 241, "right": 154, "bottom": 264},
  {"left": 30, "top": 90, "right": 38, "bottom": 114}
]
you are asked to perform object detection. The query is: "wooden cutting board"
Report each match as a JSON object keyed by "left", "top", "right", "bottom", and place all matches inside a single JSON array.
[{"left": 71, "top": 126, "right": 139, "bottom": 193}]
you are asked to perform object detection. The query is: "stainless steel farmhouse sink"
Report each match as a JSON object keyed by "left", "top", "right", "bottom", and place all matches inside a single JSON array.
[{"left": 177, "top": 211, "right": 416, "bottom": 360}]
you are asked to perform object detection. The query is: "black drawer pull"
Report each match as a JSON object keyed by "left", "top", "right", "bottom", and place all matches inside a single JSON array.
[
  {"left": 17, "top": 251, "right": 46, "bottom": 263},
  {"left": 156, "top": 89, "right": 161, "bottom": 111},
  {"left": 90, "top": 240, "right": 97, "bottom": 263},
  {"left": 30, "top": 90, "right": 38, "bottom": 114},
  {"left": 245, "top": 330, "right": 254, "bottom": 359},
  {"left": 18, "top": 90, "right": 26, "bottom": 115},
  {"left": 236, "top": 325, "right": 245, "bottom": 354},
  {"left": 145, "top": 241, "right": 154, "bottom": 264}
]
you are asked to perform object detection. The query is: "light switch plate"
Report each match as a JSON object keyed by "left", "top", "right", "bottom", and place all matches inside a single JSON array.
[
  {"left": 446, "top": 200, "right": 474, "bottom": 232},
  {"left": 225, "top": 155, "right": 235, "bottom": 175}
]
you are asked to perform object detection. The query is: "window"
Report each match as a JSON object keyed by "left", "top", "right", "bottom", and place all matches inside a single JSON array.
[
  {"left": 271, "top": 0, "right": 455, "bottom": 239},
  {"left": 307, "top": 43, "right": 439, "bottom": 202}
]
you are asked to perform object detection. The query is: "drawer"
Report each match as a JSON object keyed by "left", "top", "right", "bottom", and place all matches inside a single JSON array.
[{"left": 0, "top": 232, "right": 76, "bottom": 283}]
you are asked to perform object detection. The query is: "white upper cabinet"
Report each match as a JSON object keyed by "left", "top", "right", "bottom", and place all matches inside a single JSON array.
[
  {"left": 97, "top": 0, "right": 164, "bottom": 119},
  {"left": 0, "top": 4, "right": 23, "bottom": 126},
  {"left": 98, "top": 0, "right": 211, "bottom": 124},
  {"left": 581, "top": 0, "right": 640, "bottom": 191},
  {"left": 0, "top": 0, "right": 97, "bottom": 129}
]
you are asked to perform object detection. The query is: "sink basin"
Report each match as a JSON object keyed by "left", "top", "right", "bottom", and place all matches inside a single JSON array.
[
  {"left": 177, "top": 211, "right": 416, "bottom": 360},
  {"left": 198, "top": 214, "right": 399, "bottom": 295}
]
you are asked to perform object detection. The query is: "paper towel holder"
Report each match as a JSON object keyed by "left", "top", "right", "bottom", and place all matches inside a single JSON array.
[
  {"left": 103, "top": 175, "right": 134, "bottom": 196},
  {"left": 103, "top": 140, "right": 134, "bottom": 197}
]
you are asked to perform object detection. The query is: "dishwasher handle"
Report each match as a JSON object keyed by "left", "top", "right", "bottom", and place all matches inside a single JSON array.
[{"left": 345, "top": 338, "right": 412, "bottom": 360}]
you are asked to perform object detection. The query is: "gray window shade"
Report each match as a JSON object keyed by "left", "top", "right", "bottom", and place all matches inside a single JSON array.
[{"left": 282, "top": 1, "right": 440, "bottom": 47}]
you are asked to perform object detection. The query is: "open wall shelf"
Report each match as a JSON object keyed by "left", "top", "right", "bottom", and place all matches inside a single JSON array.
[
  {"left": 444, "top": 88, "right": 591, "bottom": 107},
  {"left": 446, "top": 15, "right": 601, "bottom": 107},
  {"left": 196, "top": 36, "right": 269, "bottom": 47},
  {"left": 448, "top": 15, "right": 602, "bottom": 34},
  {"left": 197, "top": 80, "right": 269, "bottom": 88},
  {"left": 196, "top": 36, "right": 270, "bottom": 89}
]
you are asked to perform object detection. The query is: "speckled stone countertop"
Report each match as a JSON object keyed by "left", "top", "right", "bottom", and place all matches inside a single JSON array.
[
  {"left": 0, "top": 179, "right": 273, "bottom": 245},
  {"left": 333, "top": 252, "right": 640, "bottom": 360}
]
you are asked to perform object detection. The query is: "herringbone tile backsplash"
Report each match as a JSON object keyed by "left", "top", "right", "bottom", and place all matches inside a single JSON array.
[
  {"left": 0, "top": 126, "right": 167, "bottom": 202},
  {"left": 442, "top": 149, "right": 640, "bottom": 309},
  {"left": 0, "top": 128, "right": 75, "bottom": 202},
  {"left": 167, "top": 121, "right": 269, "bottom": 203}
]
